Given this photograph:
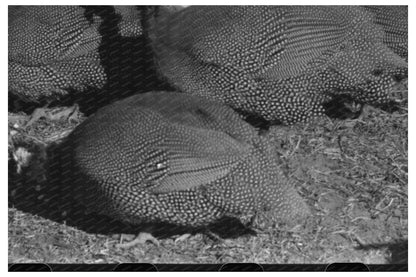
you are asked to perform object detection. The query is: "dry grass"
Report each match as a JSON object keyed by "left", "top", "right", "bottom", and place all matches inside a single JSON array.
[{"left": 8, "top": 99, "right": 407, "bottom": 264}]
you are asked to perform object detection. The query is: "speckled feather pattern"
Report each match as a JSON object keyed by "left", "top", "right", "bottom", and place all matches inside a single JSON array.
[
  {"left": 58, "top": 92, "right": 309, "bottom": 227},
  {"left": 8, "top": 6, "right": 107, "bottom": 102},
  {"left": 8, "top": 6, "right": 146, "bottom": 103},
  {"left": 150, "top": 6, "right": 408, "bottom": 125},
  {"left": 363, "top": 6, "right": 408, "bottom": 60}
]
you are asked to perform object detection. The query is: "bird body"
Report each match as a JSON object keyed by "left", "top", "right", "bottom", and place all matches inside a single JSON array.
[
  {"left": 8, "top": 5, "right": 149, "bottom": 104},
  {"left": 55, "top": 91, "right": 309, "bottom": 227},
  {"left": 149, "top": 6, "right": 407, "bottom": 124},
  {"left": 8, "top": 5, "right": 106, "bottom": 103}
]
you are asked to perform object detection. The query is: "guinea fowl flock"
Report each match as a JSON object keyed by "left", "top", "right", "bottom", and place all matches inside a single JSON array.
[{"left": 8, "top": 6, "right": 407, "bottom": 245}]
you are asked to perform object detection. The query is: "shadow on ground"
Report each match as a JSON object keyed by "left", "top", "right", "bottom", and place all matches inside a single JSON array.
[{"left": 355, "top": 241, "right": 408, "bottom": 264}]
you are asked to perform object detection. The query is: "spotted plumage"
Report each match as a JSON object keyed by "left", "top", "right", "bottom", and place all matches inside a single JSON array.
[
  {"left": 51, "top": 91, "right": 309, "bottom": 228},
  {"left": 8, "top": 6, "right": 106, "bottom": 102},
  {"left": 113, "top": 6, "right": 143, "bottom": 37},
  {"left": 8, "top": 6, "right": 147, "bottom": 104},
  {"left": 149, "top": 6, "right": 407, "bottom": 125},
  {"left": 363, "top": 5, "right": 408, "bottom": 60}
]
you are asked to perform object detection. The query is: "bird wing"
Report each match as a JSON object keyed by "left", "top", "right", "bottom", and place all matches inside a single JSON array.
[
  {"left": 55, "top": 13, "right": 102, "bottom": 61},
  {"left": 144, "top": 122, "right": 251, "bottom": 194},
  {"left": 168, "top": 6, "right": 361, "bottom": 80},
  {"left": 9, "top": 6, "right": 102, "bottom": 65},
  {"left": 259, "top": 6, "right": 352, "bottom": 80}
]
